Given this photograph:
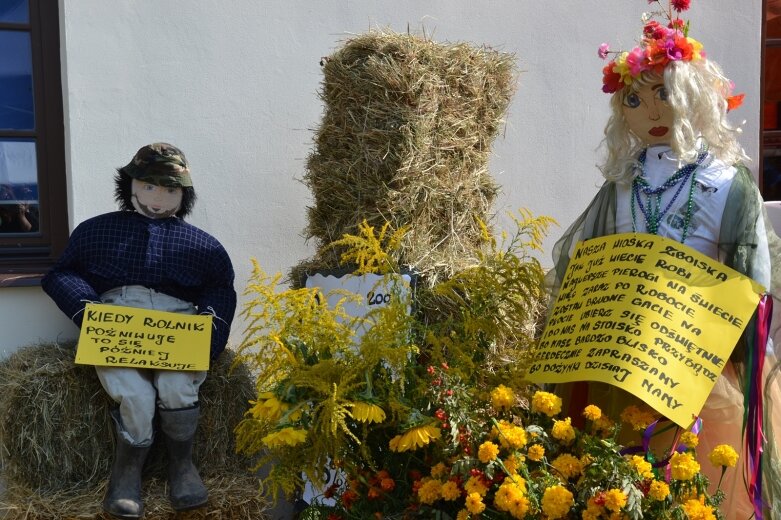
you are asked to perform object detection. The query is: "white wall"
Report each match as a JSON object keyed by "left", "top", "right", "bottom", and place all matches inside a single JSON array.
[{"left": 0, "top": 0, "right": 762, "bottom": 352}]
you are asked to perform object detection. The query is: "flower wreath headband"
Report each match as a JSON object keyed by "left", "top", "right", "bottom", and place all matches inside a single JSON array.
[{"left": 598, "top": 0, "right": 744, "bottom": 110}]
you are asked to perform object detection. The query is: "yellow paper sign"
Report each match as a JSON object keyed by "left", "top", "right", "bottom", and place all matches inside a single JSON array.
[
  {"left": 528, "top": 233, "right": 764, "bottom": 427},
  {"left": 75, "top": 303, "right": 212, "bottom": 371}
]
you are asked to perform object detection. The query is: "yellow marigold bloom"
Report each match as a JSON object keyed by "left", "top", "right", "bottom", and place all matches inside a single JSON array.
[
  {"left": 261, "top": 427, "right": 307, "bottom": 448},
  {"left": 417, "top": 478, "right": 441, "bottom": 505},
  {"left": 593, "top": 415, "right": 615, "bottom": 435},
  {"left": 478, "top": 441, "right": 500, "bottom": 463},
  {"left": 629, "top": 455, "right": 654, "bottom": 479},
  {"left": 531, "top": 391, "right": 562, "bottom": 417},
  {"left": 552, "top": 417, "right": 576, "bottom": 444},
  {"left": 491, "top": 384, "right": 515, "bottom": 411},
  {"left": 464, "top": 476, "right": 489, "bottom": 497},
  {"left": 604, "top": 488, "right": 627, "bottom": 512},
  {"left": 251, "top": 392, "right": 288, "bottom": 422},
  {"left": 583, "top": 404, "right": 602, "bottom": 421},
  {"left": 465, "top": 492, "right": 486, "bottom": 515},
  {"left": 527, "top": 444, "right": 545, "bottom": 461},
  {"left": 430, "top": 462, "right": 448, "bottom": 478},
  {"left": 441, "top": 481, "right": 461, "bottom": 501},
  {"left": 682, "top": 495, "right": 716, "bottom": 520},
  {"left": 494, "top": 479, "right": 529, "bottom": 518},
  {"left": 583, "top": 496, "right": 604, "bottom": 519},
  {"left": 388, "top": 424, "right": 441, "bottom": 452},
  {"left": 670, "top": 451, "right": 700, "bottom": 481},
  {"left": 680, "top": 431, "right": 699, "bottom": 449},
  {"left": 503, "top": 453, "right": 524, "bottom": 475},
  {"left": 552, "top": 453, "right": 582, "bottom": 480},
  {"left": 709, "top": 444, "right": 739, "bottom": 468},
  {"left": 648, "top": 480, "right": 670, "bottom": 501},
  {"left": 349, "top": 402, "right": 386, "bottom": 423},
  {"left": 620, "top": 405, "right": 657, "bottom": 431},
  {"left": 456, "top": 510, "right": 469, "bottom": 520},
  {"left": 541, "top": 485, "right": 574, "bottom": 519}
]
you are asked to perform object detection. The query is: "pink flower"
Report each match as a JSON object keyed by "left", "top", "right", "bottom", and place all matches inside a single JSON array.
[
  {"left": 671, "top": 0, "right": 691, "bottom": 12},
  {"left": 626, "top": 47, "right": 647, "bottom": 76},
  {"left": 598, "top": 43, "right": 610, "bottom": 60}
]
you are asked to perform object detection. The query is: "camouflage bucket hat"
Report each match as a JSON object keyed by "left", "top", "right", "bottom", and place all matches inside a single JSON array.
[{"left": 121, "top": 142, "right": 193, "bottom": 188}]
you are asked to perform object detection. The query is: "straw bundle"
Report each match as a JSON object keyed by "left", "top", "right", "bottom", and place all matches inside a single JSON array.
[
  {"left": 0, "top": 342, "right": 268, "bottom": 519},
  {"left": 299, "top": 30, "right": 517, "bottom": 287}
]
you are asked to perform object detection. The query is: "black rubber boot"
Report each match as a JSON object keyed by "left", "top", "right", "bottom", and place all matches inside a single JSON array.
[
  {"left": 159, "top": 405, "right": 208, "bottom": 511},
  {"left": 102, "top": 410, "right": 150, "bottom": 520}
]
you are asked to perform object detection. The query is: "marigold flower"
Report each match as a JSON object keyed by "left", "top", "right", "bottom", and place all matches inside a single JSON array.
[
  {"left": 389, "top": 424, "right": 441, "bottom": 452},
  {"left": 441, "top": 481, "right": 461, "bottom": 501},
  {"left": 261, "top": 427, "right": 307, "bottom": 448},
  {"left": 604, "top": 488, "right": 627, "bottom": 512},
  {"left": 682, "top": 495, "right": 716, "bottom": 520},
  {"left": 527, "top": 444, "right": 545, "bottom": 461},
  {"left": 417, "top": 478, "right": 441, "bottom": 505},
  {"left": 541, "top": 485, "right": 574, "bottom": 519},
  {"left": 464, "top": 475, "right": 489, "bottom": 497},
  {"left": 531, "top": 391, "right": 562, "bottom": 417},
  {"left": 552, "top": 417, "right": 576, "bottom": 444},
  {"left": 465, "top": 492, "right": 486, "bottom": 514},
  {"left": 629, "top": 455, "right": 654, "bottom": 479},
  {"left": 478, "top": 441, "right": 500, "bottom": 463},
  {"left": 493, "top": 420, "right": 528, "bottom": 449},
  {"left": 680, "top": 431, "right": 699, "bottom": 449},
  {"left": 582, "top": 404, "right": 602, "bottom": 421},
  {"left": 380, "top": 477, "right": 395, "bottom": 491},
  {"left": 491, "top": 384, "right": 515, "bottom": 411},
  {"left": 648, "top": 480, "right": 670, "bottom": 501},
  {"left": 709, "top": 444, "right": 739, "bottom": 467},
  {"left": 670, "top": 451, "right": 700, "bottom": 480},
  {"left": 503, "top": 453, "right": 524, "bottom": 475},
  {"left": 456, "top": 510, "right": 469, "bottom": 520},
  {"left": 620, "top": 405, "right": 658, "bottom": 431},
  {"left": 494, "top": 479, "right": 529, "bottom": 517},
  {"left": 430, "top": 462, "right": 448, "bottom": 478},
  {"left": 552, "top": 453, "right": 581, "bottom": 480},
  {"left": 349, "top": 402, "right": 386, "bottom": 424}
]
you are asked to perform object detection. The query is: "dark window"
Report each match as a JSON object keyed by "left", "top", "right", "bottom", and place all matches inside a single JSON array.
[
  {"left": 762, "top": 0, "right": 781, "bottom": 200},
  {"left": 0, "top": 0, "right": 67, "bottom": 282}
]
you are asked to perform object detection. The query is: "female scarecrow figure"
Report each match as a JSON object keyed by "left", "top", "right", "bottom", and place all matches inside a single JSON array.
[{"left": 42, "top": 143, "right": 236, "bottom": 519}]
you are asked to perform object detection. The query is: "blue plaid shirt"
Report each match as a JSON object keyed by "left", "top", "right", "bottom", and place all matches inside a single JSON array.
[{"left": 42, "top": 211, "right": 237, "bottom": 359}]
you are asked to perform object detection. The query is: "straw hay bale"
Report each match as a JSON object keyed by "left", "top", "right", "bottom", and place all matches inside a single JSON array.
[
  {"left": 298, "top": 30, "right": 517, "bottom": 287},
  {"left": 0, "top": 342, "right": 268, "bottom": 519}
]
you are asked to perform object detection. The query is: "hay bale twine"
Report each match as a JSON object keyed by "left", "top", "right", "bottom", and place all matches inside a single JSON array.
[
  {"left": 298, "top": 30, "right": 517, "bottom": 287},
  {"left": 0, "top": 342, "right": 268, "bottom": 519}
]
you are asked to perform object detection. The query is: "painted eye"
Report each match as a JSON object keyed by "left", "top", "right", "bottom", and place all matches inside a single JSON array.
[
  {"left": 143, "top": 184, "right": 155, "bottom": 191},
  {"left": 657, "top": 87, "right": 669, "bottom": 102},
  {"left": 166, "top": 188, "right": 178, "bottom": 194},
  {"left": 623, "top": 93, "right": 641, "bottom": 108}
]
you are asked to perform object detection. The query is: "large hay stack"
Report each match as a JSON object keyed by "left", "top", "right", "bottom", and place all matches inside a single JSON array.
[
  {"left": 0, "top": 343, "right": 268, "bottom": 519},
  {"left": 298, "top": 30, "right": 516, "bottom": 286}
]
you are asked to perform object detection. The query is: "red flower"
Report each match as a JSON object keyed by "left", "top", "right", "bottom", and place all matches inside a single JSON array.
[
  {"left": 671, "top": 0, "right": 690, "bottom": 12},
  {"left": 727, "top": 93, "right": 745, "bottom": 111},
  {"left": 380, "top": 477, "right": 396, "bottom": 491},
  {"left": 341, "top": 490, "right": 359, "bottom": 510},
  {"left": 602, "top": 62, "right": 623, "bottom": 94},
  {"left": 668, "top": 18, "right": 685, "bottom": 30}
]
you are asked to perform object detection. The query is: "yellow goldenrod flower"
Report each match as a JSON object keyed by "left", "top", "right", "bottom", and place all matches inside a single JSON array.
[
  {"left": 261, "top": 427, "right": 307, "bottom": 448},
  {"left": 551, "top": 417, "right": 576, "bottom": 444},
  {"left": 349, "top": 402, "right": 386, "bottom": 423},
  {"left": 583, "top": 404, "right": 602, "bottom": 421},
  {"left": 389, "top": 424, "right": 441, "bottom": 452},
  {"left": 478, "top": 441, "right": 500, "bottom": 463},
  {"left": 490, "top": 384, "right": 515, "bottom": 411},
  {"left": 465, "top": 492, "right": 486, "bottom": 515},
  {"left": 670, "top": 451, "right": 700, "bottom": 481},
  {"left": 541, "top": 485, "right": 574, "bottom": 519},
  {"left": 604, "top": 488, "right": 627, "bottom": 512},
  {"left": 531, "top": 391, "right": 562, "bottom": 417},
  {"left": 708, "top": 444, "right": 739, "bottom": 468},
  {"left": 527, "top": 444, "right": 545, "bottom": 461},
  {"left": 648, "top": 480, "right": 670, "bottom": 501}
]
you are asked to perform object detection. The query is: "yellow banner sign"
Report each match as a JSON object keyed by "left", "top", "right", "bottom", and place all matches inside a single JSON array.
[
  {"left": 529, "top": 233, "right": 764, "bottom": 427},
  {"left": 75, "top": 303, "right": 212, "bottom": 371}
]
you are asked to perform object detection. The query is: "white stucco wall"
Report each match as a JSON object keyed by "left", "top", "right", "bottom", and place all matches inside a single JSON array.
[{"left": 1, "top": 0, "right": 762, "bottom": 352}]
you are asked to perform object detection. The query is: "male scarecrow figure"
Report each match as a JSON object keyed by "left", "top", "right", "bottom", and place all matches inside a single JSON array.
[{"left": 42, "top": 143, "right": 237, "bottom": 519}]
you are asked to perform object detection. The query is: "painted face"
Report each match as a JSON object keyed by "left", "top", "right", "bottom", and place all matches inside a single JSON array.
[
  {"left": 131, "top": 179, "right": 182, "bottom": 219},
  {"left": 621, "top": 82, "right": 674, "bottom": 146}
]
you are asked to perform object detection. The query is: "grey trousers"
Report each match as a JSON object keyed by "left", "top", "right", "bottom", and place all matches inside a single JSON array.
[{"left": 96, "top": 286, "right": 207, "bottom": 447}]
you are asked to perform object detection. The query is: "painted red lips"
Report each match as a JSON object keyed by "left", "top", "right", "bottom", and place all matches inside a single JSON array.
[{"left": 649, "top": 126, "right": 669, "bottom": 137}]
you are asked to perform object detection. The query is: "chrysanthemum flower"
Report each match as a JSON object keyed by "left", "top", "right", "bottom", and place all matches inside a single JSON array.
[
  {"left": 465, "top": 492, "right": 486, "bottom": 514},
  {"left": 527, "top": 444, "right": 545, "bottom": 461},
  {"left": 478, "top": 441, "right": 500, "bottom": 463},
  {"left": 541, "top": 485, "right": 574, "bottom": 519},
  {"left": 604, "top": 488, "right": 627, "bottom": 512},
  {"left": 670, "top": 451, "right": 700, "bottom": 480},
  {"left": 708, "top": 444, "right": 739, "bottom": 468},
  {"left": 349, "top": 402, "right": 386, "bottom": 423},
  {"left": 648, "top": 480, "right": 670, "bottom": 501},
  {"left": 551, "top": 417, "right": 576, "bottom": 444},
  {"left": 531, "top": 391, "right": 562, "bottom": 417},
  {"left": 490, "top": 384, "right": 515, "bottom": 411},
  {"left": 389, "top": 424, "right": 441, "bottom": 452},
  {"left": 261, "top": 427, "right": 307, "bottom": 448}
]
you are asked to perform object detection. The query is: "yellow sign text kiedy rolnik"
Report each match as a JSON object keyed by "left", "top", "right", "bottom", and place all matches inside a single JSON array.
[
  {"left": 75, "top": 303, "right": 212, "bottom": 371},
  {"left": 528, "top": 233, "right": 764, "bottom": 427}
]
